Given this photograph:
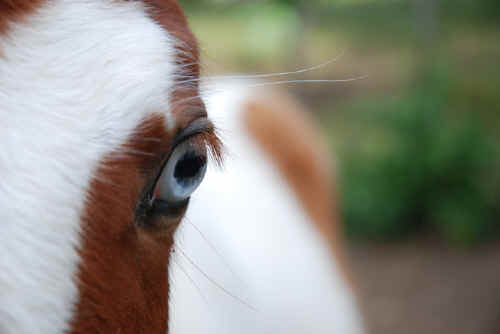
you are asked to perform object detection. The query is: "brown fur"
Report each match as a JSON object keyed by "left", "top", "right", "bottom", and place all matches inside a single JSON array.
[
  {"left": 244, "top": 91, "right": 352, "bottom": 282},
  {"left": 0, "top": 0, "right": 45, "bottom": 34},
  {"left": 71, "top": 111, "right": 220, "bottom": 333},
  {"left": 70, "top": 114, "right": 174, "bottom": 334}
]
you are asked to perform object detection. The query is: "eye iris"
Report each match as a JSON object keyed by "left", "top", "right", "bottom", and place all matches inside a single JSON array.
[{"left": 174, "top": 151, "right": 206, "bottom": 185}]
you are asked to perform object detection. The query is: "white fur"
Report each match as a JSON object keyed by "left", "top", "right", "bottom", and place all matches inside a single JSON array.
[
  {"left": 169, "top": 81, "right": 365, "bottom": 333},
  {"left": 0, "top": 1, "right": 179, "bottom": 332}
]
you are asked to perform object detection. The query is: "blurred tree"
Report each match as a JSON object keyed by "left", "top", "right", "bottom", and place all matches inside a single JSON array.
[
  {"left": 338, "top": 75, "right": 500, "bottom": 245},
  {"left": 481, "top": 0, "right": 500, "bottom": 20}
]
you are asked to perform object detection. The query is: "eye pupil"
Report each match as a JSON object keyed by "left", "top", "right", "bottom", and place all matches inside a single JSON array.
[{"left": 174, "top": 152, "right": 206, "bottom": 183}]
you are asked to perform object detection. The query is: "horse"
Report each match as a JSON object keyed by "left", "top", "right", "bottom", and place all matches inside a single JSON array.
[{"left": 0, "top": 1, "right": 364, "bottom": 333}]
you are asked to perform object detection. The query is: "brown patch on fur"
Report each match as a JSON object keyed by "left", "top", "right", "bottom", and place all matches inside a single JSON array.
[
  {"left": 70, "top": 114, "right": 174, "bottom": 334},
  {"left": 244, "top": 90, "right": 353, "bottom": 283},
  {"left": 70, "top": 111, "right": 220, "bottom": 333},
  {"left": 0, "top": 0, "right": 45, "bottom": 34}
]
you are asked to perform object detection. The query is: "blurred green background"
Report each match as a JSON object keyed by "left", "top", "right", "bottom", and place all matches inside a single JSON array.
[{"left": 180, "top": 0, "right": 500, "bottom": 245}]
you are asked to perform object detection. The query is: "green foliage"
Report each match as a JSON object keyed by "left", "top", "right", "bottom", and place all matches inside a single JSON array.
[
  {"left": 180, "top": 0, "right": 500, "bottom": 246},
  {"left": 441, "top": 0, "right": 500, "bottom": 22},
  {"left": 337, "top": 77, "right": 500, "bottom": 245}
]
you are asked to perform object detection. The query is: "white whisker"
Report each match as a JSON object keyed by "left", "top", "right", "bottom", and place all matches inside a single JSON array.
[
  {"left": 171, "top": 255, "right": 210, "bottom": 306},
  {"left": 183, "top": 217, "right": 247, "bottom": 286},
  {"left": 244, "top": 75, "right": 369, "bottom": 88},
  {"left": 176, "top": 246, "right": 257, "bottom": 312},
  {"left": 176, "top": 53, "right": 347, "bottom": 85},
  {"left": 207, "top": 52, "right": 347, "bottom": 81}
]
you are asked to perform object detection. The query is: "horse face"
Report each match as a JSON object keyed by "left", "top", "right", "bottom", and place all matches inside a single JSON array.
[{"left": 0, "top": 1, "right": 218, "bottom": 333}]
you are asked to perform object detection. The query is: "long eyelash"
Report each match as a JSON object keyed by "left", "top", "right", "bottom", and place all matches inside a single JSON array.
[{"left": 195, "top": 129, "right": 224, "bottom": 167}]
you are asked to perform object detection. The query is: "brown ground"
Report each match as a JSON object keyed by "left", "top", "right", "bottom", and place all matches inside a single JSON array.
[{"left": 349, "top": 238, "right": 500, "bottom": 334}]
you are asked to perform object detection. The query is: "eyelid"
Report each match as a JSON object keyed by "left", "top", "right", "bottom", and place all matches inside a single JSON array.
[{"left": 172, "top": 117, "right": 214, "bottom": 148}]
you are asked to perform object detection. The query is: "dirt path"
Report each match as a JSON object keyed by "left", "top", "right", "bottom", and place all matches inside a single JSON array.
[{"left": 349, "top": 238, "right": 500, "bottom": 334}]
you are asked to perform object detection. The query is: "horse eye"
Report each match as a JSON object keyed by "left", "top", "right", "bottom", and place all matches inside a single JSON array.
[{"left": 156, "top": 140, "right": 207, "bottom": 204}]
